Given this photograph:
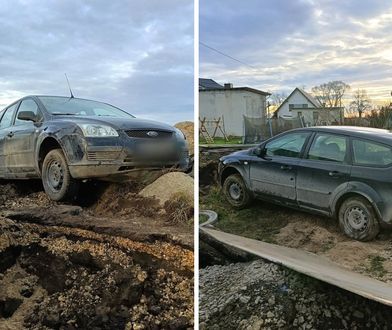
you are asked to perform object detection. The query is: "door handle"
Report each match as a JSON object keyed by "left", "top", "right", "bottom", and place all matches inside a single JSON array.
[
  {"left": 7, "top": 132, "right": 14, "bottom": 138},
  {"left": 280, "top": 165, "right": 292, "bottom": 171},
  {"left": 329, "top": 171, "right": 344, "bottom": 178}
]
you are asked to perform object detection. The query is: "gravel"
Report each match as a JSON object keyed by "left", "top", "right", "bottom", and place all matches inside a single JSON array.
[{"left": 200, "top": 259, "right": 392, "bottom": 329}]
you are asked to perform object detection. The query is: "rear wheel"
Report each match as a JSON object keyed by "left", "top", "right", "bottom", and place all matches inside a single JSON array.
[
  {"left": 338, "top": 196, "right": 379, "bottom": 241},
  {"left": 42, "top": 149, "right": 79, "bottom": 202},
  {"left": 223, "top": 174, "right": 252, "bottom": 209}
]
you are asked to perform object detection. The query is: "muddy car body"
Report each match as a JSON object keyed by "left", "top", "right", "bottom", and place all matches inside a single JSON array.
[
  {"left": 0, "top": 95, "right": 189, "bottom": 200},
  {"left": 219, "top": 126, "right": 392, "bottom": 241}
]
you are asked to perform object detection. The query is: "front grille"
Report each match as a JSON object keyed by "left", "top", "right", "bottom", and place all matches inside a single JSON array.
[
  {"left": 87, "top": 151, "right": 121, "bottom": 161},
  {"left": 125, "top": 130, "right": 173, "bottom": 139}
]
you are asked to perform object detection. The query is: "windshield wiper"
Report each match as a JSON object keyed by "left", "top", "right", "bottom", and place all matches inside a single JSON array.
[{"left": 52, "top": 113, "right": 76, "bottom": 116}]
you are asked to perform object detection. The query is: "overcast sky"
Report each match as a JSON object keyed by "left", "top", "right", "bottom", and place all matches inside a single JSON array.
[
  {"left": 200, "top": 0, "right": 392, "bottom": 105},
  {"left": 0, "top": 0, "right": 193, "bottom": 124}
]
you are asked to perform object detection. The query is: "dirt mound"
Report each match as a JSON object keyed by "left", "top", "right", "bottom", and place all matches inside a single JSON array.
[
  {"left": 91, "top": 182, "right": 161, "bottom": 218},
  {"left": 175, "top": 121, "right": 194, "bottom": 155},
  {"left": 275, "top": 221, "right": 340, "bottom": 253},
  {"left": 139, "top": 172, "right": 194, "bottom": 206},
  {"left": 0, "top": 218, "right": 193, "bottom": 329}
]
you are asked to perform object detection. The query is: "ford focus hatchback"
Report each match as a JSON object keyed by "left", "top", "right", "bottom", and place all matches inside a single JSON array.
[
  {"left": 219, "top": 126, "right": 392, "bottom": 241},
  {"left": 0, "top": 96, "right": 189, "bottom": 201}
]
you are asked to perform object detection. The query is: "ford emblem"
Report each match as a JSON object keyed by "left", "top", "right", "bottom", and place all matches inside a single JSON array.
[{"left": 147, "top": 131, "right": 159, "bottom": 137}]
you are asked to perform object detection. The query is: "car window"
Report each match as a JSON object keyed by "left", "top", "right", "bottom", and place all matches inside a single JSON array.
[
  {"left": 307, "top": 133, "right": 347, "bottom": 163},
  {"left": 265, "top": 132, "right": 310, "bottom": 158},
  {"left": 14, "top": 99, "right": 42, "bottom": 126},
  {"left": 353, "top": 139, "right": 392, "bottom": 166},
  {"left": 0, "top": 104, "right": 17, "bottom": 129}
]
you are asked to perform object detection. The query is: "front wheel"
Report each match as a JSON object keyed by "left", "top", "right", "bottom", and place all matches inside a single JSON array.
[
  {"left": 222, "top": 174, "right": 252, "bottom": 209},
  {"left": 338, "top": 196, "right": 379, "bottom": 241},
  {"left": 42, "top": 149, "right": 79, "bottom": 202}
]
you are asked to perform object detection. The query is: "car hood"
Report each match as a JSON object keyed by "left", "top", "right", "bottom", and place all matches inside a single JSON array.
[{"left": 51, "top": 115, "right": 176, "bottom": 131}]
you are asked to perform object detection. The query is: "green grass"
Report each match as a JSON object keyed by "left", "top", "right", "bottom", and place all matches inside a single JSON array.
[
  {"left": 199, "top": 214, "right": 209, "bottom": 224},
  {"left": 367, "top": 255, "right": 386, "bottom": 278},
  {"left": 199, "top": 136, "right": 243, "bottom": 145},
  {"left": 200, "top": 186, "right": 290, "bottom": 243}
]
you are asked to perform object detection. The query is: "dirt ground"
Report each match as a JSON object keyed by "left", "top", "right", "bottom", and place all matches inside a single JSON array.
[
  {"left": 0, "top": 172, "right": 194, "bottom": 329},
  {"left": 200, "top": 150, "right": 392, "bottom": 284}
]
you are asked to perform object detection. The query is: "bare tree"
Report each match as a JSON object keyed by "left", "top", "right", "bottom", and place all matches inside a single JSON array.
[
  {"left": 349, "top": 89, "right": 372, "bottom": 118},
  {"left": 312, "top": 81, "right": 350, "bottom": 107},
  {"left": 270, "top": 92, "right": 288, "bottom": 107}
]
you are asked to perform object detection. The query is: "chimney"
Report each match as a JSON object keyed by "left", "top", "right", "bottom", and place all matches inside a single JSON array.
[{"left": 224, "top": 83, "right": 233, "bottom": 89}]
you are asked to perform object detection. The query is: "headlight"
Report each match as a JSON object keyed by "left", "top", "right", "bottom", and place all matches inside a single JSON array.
[
  {"left": 78, "top": 124, "right": 119, "bottom": 137},
  {"left": 174, "top": 128, "right": 186, "bottom": 140}
]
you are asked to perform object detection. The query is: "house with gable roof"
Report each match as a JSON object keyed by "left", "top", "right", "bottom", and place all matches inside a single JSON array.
[{"left": 274, "top": 87, "right": 344, "bottom": 126}]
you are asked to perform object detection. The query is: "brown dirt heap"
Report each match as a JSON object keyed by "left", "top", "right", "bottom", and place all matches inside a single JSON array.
[{"left": 139, "top": 172, "right": 194, "bottom": 206}]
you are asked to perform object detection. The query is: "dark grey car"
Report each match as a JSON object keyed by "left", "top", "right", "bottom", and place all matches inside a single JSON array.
[
  {"left": 218, "top": 126, "right": 392, "bottom": 241},
  {"left": 0, "top": 95, "right": 189, "bottom": 201}
]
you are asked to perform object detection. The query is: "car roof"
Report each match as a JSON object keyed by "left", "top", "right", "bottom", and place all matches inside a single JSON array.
[{"left": 295, "top": 126, "right": 392, "bottom": 145}]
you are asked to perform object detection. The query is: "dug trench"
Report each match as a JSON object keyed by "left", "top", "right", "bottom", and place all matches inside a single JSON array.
[
  {"left": 199, "top": 231, "right": 392, "bottom": 329},
  {"left": 0, "top": 173, "right": 194, "bottom": 330}
]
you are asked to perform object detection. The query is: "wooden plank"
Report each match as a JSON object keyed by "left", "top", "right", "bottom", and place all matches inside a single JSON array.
[{"left": 201, "top": 227, "right": 392, "bottom": 306}]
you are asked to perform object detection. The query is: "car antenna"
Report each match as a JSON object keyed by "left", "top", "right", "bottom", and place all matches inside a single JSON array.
[{"left": 64, "top": 73, "right": 74, "bottom": 98}]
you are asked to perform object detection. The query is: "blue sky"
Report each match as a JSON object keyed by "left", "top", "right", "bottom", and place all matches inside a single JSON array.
[
  {"left": 200, "top": 0, "right": 392, "bottom": 105},
  {"left": 0, "top": 0, "right": 194, "bottom": 124}
]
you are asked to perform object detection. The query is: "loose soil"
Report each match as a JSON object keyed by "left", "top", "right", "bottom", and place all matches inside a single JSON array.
[{"left": 0, "top": 172, "right": 194, "bottom": 329}]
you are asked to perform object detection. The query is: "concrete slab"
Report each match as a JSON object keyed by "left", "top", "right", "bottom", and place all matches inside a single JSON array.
[{"left": 202, "top": 227, "right": 392, "bottom": 306}]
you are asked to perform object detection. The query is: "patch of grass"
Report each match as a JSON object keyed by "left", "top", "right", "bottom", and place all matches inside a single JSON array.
[
  {"left": 367, "top": 255, "right": 386, "bottom": 278},
  {"left": 199, "top": 136, "right": 243, "bottom": 145},
  {"left": 200, "top": 186, "right": 289, "bottom": 243},
  {"left": 164, "top": 192, "right": 194, "bottom": 226},
  {"left": 199, "top": 214, "right": 209, "bottom": 224}
]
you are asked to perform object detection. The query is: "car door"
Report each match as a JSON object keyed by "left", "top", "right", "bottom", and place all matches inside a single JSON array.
[
  {"left": 0, "top": 104, "right": 19, "bottom": 177},
  {"left": 4, "top": 98, "right": 43, "bottom": 175},
  {"left": 296, "top": 132, "right": 351, "bottom": 213},
  {"left": 249, "top": 131, "right": 311, "bottom": 205}
]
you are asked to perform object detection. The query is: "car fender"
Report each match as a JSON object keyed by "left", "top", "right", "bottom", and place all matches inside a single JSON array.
[
  {"left": 220, "top": 160, "right": 251, "bottom": 190},
  {"left": 36, "top": 124, "right": 87, "bottom": 169},
  {"left": 331, "top": 181, "right": 383, "bottom": 220}
]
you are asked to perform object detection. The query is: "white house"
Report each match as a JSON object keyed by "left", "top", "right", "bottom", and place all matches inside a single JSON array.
[
  {"left": 199, "top": 79, "right": 270, "bottom": 137},
  {"left": 274, "top": 87, "right": 343, "bottom": 126}
]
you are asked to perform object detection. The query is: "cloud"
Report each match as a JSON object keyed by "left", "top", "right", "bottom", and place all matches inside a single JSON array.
[
  {"left": 200, "top": 0, "right": 392, "bottom": 105},
  {"left": 0, "top": 0, "right": 193, "bottom": 124}
]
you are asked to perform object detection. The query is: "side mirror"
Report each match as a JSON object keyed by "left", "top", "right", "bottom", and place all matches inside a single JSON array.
[
  {"left": 254, "top": 146, "right": 265, "bottom": 157},
  {"left": 17, "top": 111, "right": 37, "bottom": 122}
]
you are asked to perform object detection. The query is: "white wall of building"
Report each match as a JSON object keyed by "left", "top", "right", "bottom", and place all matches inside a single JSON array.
[
  {"left": 199, "top": 89, "right": 266, "bottom": 136},
  {"left": 277, "top": 89, "right": 315, "bottom": 118}
]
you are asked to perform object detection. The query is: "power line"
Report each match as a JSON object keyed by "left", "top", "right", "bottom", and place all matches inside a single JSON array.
[{"left": 199, "top": 41, "right": 257, "bottom": 70}]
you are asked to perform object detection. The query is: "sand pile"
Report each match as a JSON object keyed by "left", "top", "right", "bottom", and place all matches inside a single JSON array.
[{"left": 139, "top": 172, "right": 194, "bottom": 206}]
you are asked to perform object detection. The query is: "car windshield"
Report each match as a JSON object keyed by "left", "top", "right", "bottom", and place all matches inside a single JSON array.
[{"left": 38, "top": 96, "right": 135, "bottom": 118}]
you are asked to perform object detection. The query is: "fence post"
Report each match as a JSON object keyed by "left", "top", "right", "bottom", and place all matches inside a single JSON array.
[{"left": 268, "top": 118, "right": 273, "bottom": 137}]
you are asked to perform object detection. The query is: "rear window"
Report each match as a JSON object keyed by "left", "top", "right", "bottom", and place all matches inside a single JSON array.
[
  {"left": 352, "top": 139, "right": 392, "bottom": 166},
  {"left": 307, "top": 133, "right": 347, "bottom": 163}
]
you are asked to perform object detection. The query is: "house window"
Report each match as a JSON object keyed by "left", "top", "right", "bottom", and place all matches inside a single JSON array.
[
  {"left": 313, "top": 111, "right": 319, "bottom": 122},
  {"left": 303, "top": 104, "right": 308, "bottom": 108},
  {"left": 289, "top": 104, "right": 294, "bottom": 110},
  {"left": 297, "top": 112, "right": 302, "bottom": 117}
]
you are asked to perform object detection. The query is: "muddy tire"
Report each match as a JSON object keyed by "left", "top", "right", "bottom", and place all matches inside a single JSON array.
[
  {"left": 338, "top": 196, "right": 379, "bottom": 241},
  {"left": 223, "top": 174, "right": 252, "bottom": 209},
  {"left": 42, "top": 149, "right": 79, "bottom": 202}
]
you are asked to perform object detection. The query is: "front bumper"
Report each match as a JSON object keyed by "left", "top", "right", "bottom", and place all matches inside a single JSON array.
[{"left": 66, "top": 134, "right": 189, "bottom": 179}]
